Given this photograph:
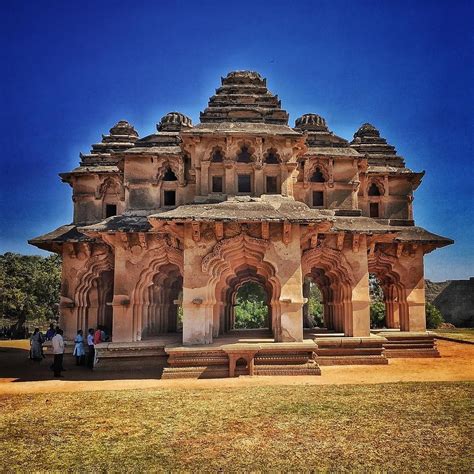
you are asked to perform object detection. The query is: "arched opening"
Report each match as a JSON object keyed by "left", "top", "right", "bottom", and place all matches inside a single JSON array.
[
  {"left": 368, "top": 271, "right": 404, "bottom": 330},
  {"left": 233, "top": 281, "right": 269, "bottom": 329},
  {"left": 302, "top": 247, "right": 354, "bottom": 335},
  {"left": 163, "top": 167, "right": 178, "bottom": 181},
  {"left": 84, "top": 270, "right": 114, "bottom": 337},
  {"left": 142, "top": 263, "right": 183, "bottom": 337},
  {"left": 310, "top": 168, "right": 326, "bottom": 183},
  {"left": 211, "top": 149, "right": 224, "bottom": 163},
  {"left": 302, "top": 277, "right": 324, "bottom": 328},
  {"left": 369, "top": 273, "right": 386, "bottom": 329},
  {"left": 303, "top": 270, "right": 337, "bottom": 331},
  {"left": 235, "top": 357, "right": 250, "bottom": 376},
  {"left": 237, "top": 145, "right": 252, "bottom": 163},
  {"left": 368, "top": 183, "right": 381, "bottom": 196},
  {"left": 264, "top": 150, "right": 280, "bottom": 164},
  {"left": 220, "top": 266, "right": 273, "bottom": 335}
]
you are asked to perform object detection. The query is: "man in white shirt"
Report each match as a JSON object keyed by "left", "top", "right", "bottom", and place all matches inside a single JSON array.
[{"left": 51, "top": 329, "right": 65, "bottom": 377}]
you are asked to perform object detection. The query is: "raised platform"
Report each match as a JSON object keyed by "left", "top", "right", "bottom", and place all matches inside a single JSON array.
[
  {"left": 91, "top": 329, "right": 441, "bottom": 378},
  {"left": 376, "top": 331, "right": 441, "bottom": 358},
  {"left": 163, "top": 340, "right": 320, "bottom": 379}
]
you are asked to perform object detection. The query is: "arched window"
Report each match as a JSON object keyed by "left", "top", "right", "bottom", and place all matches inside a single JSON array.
[
  {"left": 368, "top": 183, "right": 381, "bottom": 196},
  {"left": 237, "top": 146, "right": 252, "bottom": 163},
  {"left": 163, "top": 167, "right": 177, "bottom": 181},
  {"left": 211, "top": 149, "right": 223, "bottom": 163},
  {"left": 264, "top": 151, "right": 279, "bottom": 164},
  {"left": 310, "top": 167, "right": 325, "bottom": 183}
]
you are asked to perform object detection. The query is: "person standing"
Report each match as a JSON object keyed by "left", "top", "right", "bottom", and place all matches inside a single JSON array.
[
  {"left": 94, "top": 326, "right": 103, "bottom": 345},
  {"left": 30, "top": 328, "right": 44, "bottom": 361},
  {"left": 45, "top": 323, "right": 56, "bottom": 341},
  {"left": 73, "top": 329, "right": 85, "bottom": 366},
  {"left": 87, "top": 328, "right": 95, "bottom": 369},
  {"left": 51, "top": 329, "right": 65, "bottom": 377}
]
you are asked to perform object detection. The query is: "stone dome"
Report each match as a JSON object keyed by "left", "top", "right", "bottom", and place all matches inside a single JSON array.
[
  {"left": 109, "top": 120, "right": 138, "bottom": 137},
  {"left": 222, "top": 70, "right": 266, "bottom": 86},
  {"left": 353, "top": 123, "right": 380, "bottom": 139},
  {"left": 294, "top": 114, "right": 328, "bottom": 132},
  {"left": 157, "top": 112, "right": 193, "bottom": 132}
]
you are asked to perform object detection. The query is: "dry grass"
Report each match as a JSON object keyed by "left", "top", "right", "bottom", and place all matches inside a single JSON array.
[
  {"left": 0, "top": 382, "right": 473, "bottom": 472},
  {"left": 433, "top": 328, "right": 474, "bottom": 343}
]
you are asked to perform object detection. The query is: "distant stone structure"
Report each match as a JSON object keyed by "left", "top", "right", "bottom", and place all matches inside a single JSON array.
[
  {"left": 426, "top": 278, "right": 474, "bottom": 327},
  {"left": 29, "top": 71, "right": 453, "bottom": 375}
]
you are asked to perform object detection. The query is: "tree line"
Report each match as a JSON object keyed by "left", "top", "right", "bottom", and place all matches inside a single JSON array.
[{"left": 0, "top": 252, "right": 61, "bottom": 336}]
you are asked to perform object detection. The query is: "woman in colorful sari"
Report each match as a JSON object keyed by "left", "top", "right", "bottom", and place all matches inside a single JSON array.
[
  {"left": 30, "top": 328, "right": 44, "bottom": 361},
  {"left": 73, "top": 329, "right": 86, "bottom": 366}
]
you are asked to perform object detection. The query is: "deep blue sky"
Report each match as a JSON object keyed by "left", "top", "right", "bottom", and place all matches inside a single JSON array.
[{"left": 0, "top": 0, "right": 472, "bottom": 281}]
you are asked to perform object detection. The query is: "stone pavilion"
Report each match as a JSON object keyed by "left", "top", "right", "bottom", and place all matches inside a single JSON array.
[{"left": 30, "top": 71, "right": 452, "bottom": 376}]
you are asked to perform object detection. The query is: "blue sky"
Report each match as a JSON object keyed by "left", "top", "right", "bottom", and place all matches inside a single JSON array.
[{"left": 0, "top": 0, "right": 472, "bottom": 281}]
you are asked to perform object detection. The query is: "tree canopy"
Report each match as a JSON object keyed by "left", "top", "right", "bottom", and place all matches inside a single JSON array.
[{"left": 0, "top": 253, "right": 61, "bottom": 329}]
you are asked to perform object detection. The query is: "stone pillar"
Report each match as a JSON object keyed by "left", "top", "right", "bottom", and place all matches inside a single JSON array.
[
  {"left": 280, "top": 166, "right": 289, "bottom": 196},
  {"left": 399, "top": 247, "right": 426, "bottom": 332},
  {"left": 342, "top": 234, "right": 371, "bottom": 337},
  {"left": 384, "top": 285, "right": 400, "bottom": 329},
  {"left": 201, "top": 161, "right": 209, "bottom": 196},
  {"left": 181, "top": 225, "right": 214, "bottom": 345},
  {"left": 224, "top": 161, "right": 234, "bottom": 195},
  {"left": 274, "top": 224, "right": 304, "bottom": 342},
  {"left": 281, "top": 163, "right": 297, "bottom": 197},
  {"left": 254, "top": 164, "right": 264, "bottom": 196},
  {"left": 195, "top": 167, "right": 201, "bottom": 195},
  {"left": 302, "top": 279, "right": 311, "bottom": 328},
  {"left": 111, "top": 246, "right": 134, "bottom": 342}
]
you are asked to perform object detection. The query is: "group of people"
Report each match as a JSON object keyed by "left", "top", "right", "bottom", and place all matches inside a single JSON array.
[
  {"left": 72, "top": 326, "right": 109, "bottom": 370},
  {"left": 29, "top": 324, "right": 109, "bottom": 377}
]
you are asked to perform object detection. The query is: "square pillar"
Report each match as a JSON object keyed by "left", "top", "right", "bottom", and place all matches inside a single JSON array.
[
  {"left": 400, "top": 248, "right": 426, "bottom": 332},
  {"left": 342, "top": 235, "right": 370, "bottom": 337},
  {"left": 273, "top": 224, "right": 304, "bottom": 342}
]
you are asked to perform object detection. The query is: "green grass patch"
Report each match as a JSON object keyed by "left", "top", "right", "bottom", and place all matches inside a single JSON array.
[
  {"left": 1, "top": 382, "right": 473, "bottom": 472},
  {"left": 433, "top": 328, "right": 474, "bottom": 343}
]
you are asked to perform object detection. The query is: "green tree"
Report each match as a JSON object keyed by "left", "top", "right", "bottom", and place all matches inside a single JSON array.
[
  {"left": 426, "top": 302, "right": 444, "bottom": 329},
  {"left": 307, "top": 281, "right": 323, "bottom": 327},
  {"left": 0, "top": 253, "right": 61, "bottom": 335},
  {"left": 369, "top": 273, "right": 386, "bottom": 329},
  {"left": 234, "top": 282, "right": 268, "bottom": 329}
]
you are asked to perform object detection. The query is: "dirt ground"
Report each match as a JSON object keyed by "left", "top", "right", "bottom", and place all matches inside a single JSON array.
[{"left": 0, "top": 339, "right": 472, "bottom": 395}]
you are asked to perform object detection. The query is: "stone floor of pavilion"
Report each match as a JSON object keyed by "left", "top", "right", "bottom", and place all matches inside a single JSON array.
[{"left": 93, "top": 329, "right": 440, "bottom": 378}]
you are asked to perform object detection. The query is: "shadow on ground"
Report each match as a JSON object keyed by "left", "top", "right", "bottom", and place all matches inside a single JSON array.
[{"left": 0, "top": 346, "right": 164, "bottom": 382}]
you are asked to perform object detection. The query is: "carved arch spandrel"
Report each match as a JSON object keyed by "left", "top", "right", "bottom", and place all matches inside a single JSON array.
[
  {"left": 200, "top": 234, "right": 282, "bottom": 338},
  {"left": 368, "top": 250, "right": 409, "bottom": 330},
  {"left": 304, "top": 159, "right": 330, "bottom": 184},
  {"left": 96, "top": 176, "right": 124, "bottom": 200},
  {"left": 301, "top": 246, "right": 355, "bottom": 334},
  {"left": 156, "top": 156, "right": 185, "bottom": 186},
  {"left": 73, "top": 250, "right": 114, "bottom": 332},
  {"left": 202, "top": 234, "right": 270, "bottom": 275},
  {"left": 129, "top": 243, "right": 184, "bottom": 341},
  {"left": 301, "top": 246, "right": 354, "bottom": 286}
]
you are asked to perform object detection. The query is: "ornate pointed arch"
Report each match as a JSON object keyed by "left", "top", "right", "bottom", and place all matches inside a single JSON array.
[
  {"left": 75, "top": 251, "right": 114, "bottom": 308},
  {"left": 368, "top": 249, "right": 409, "bottom": 330},
  {"left": 304, "top": 159, "right": 330, "bottom": 183},
  {"left": 367, "top": 177, "right": 385, "bottom": 196},
  {"left": 263, "top": 147, "right": 281, "bottom": 164},
  {"left": 302, "top": 246, "right": 354, "bottom": 285},
  {"left": 96, "top": 175, "right": 123, "bottom": 199},
  {"left": 202, "top": 234, "right": 281, "bottom": 336},
  {"left": 130, "top": 242, "right": 184, "bottom": 340},
  {"left": 74, "top": 250, "right": 114, "bottom": 331},
  {"left": 156, "top": 156, "right": 181, "bottom": 183}
]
